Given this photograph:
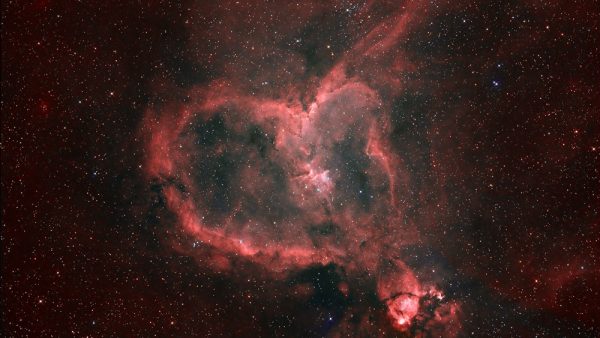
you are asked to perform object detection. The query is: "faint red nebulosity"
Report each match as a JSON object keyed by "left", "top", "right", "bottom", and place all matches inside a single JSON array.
[
  {"left": 31, "top": 0, "right": 51, "bottom": 11},
  {"left": 338, "top": 281, "right": 349, "bottom": 298},
  {"left": 39, "top": 100, "right": 49, "bottom": 113}
]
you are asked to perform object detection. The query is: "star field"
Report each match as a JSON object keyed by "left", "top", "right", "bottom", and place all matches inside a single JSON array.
[{"left": 2, "top": 1, "right": 600, "bottom": 336}]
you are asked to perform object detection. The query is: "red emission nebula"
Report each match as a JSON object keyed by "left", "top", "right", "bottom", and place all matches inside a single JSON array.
[
  {"left": 144, "top": 53, "right": 458, "bottom": 335},
  {"left": 138, "top": 0, "right": 598, "bottom": 335},
  {"left": 142, "top": 2, "right": 462, "bottom": 333},
  {"left": 2, "top": 0, "right": 600, "bottom": 336}
]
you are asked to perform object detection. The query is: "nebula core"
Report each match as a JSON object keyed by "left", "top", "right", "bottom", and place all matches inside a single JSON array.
[{"left": 2, "top": 0, "right": 600, "bottom": 336}]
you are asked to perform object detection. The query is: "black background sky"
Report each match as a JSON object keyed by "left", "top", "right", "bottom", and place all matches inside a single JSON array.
[{"left": 2, "top": 1, "right": 600, "bottom": 337}]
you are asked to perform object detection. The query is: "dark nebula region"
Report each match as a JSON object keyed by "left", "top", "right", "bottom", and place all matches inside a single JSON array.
[{"left": 2, "top": 1, "right": 600, "bottom": 337}]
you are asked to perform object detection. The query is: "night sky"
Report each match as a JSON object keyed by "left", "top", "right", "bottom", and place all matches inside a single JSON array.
[{"left": 2, "top": 1, "right": 600, "bottom": 337}]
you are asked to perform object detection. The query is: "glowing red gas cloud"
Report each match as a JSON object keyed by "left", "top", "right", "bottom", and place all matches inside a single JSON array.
[{"left": 140, "top": 1, "right": 462, "bottom": 333}]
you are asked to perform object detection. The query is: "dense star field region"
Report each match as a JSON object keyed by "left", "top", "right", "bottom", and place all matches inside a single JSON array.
[{"left": 2, "top": 0, "right": 600, "bottom": 336}]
